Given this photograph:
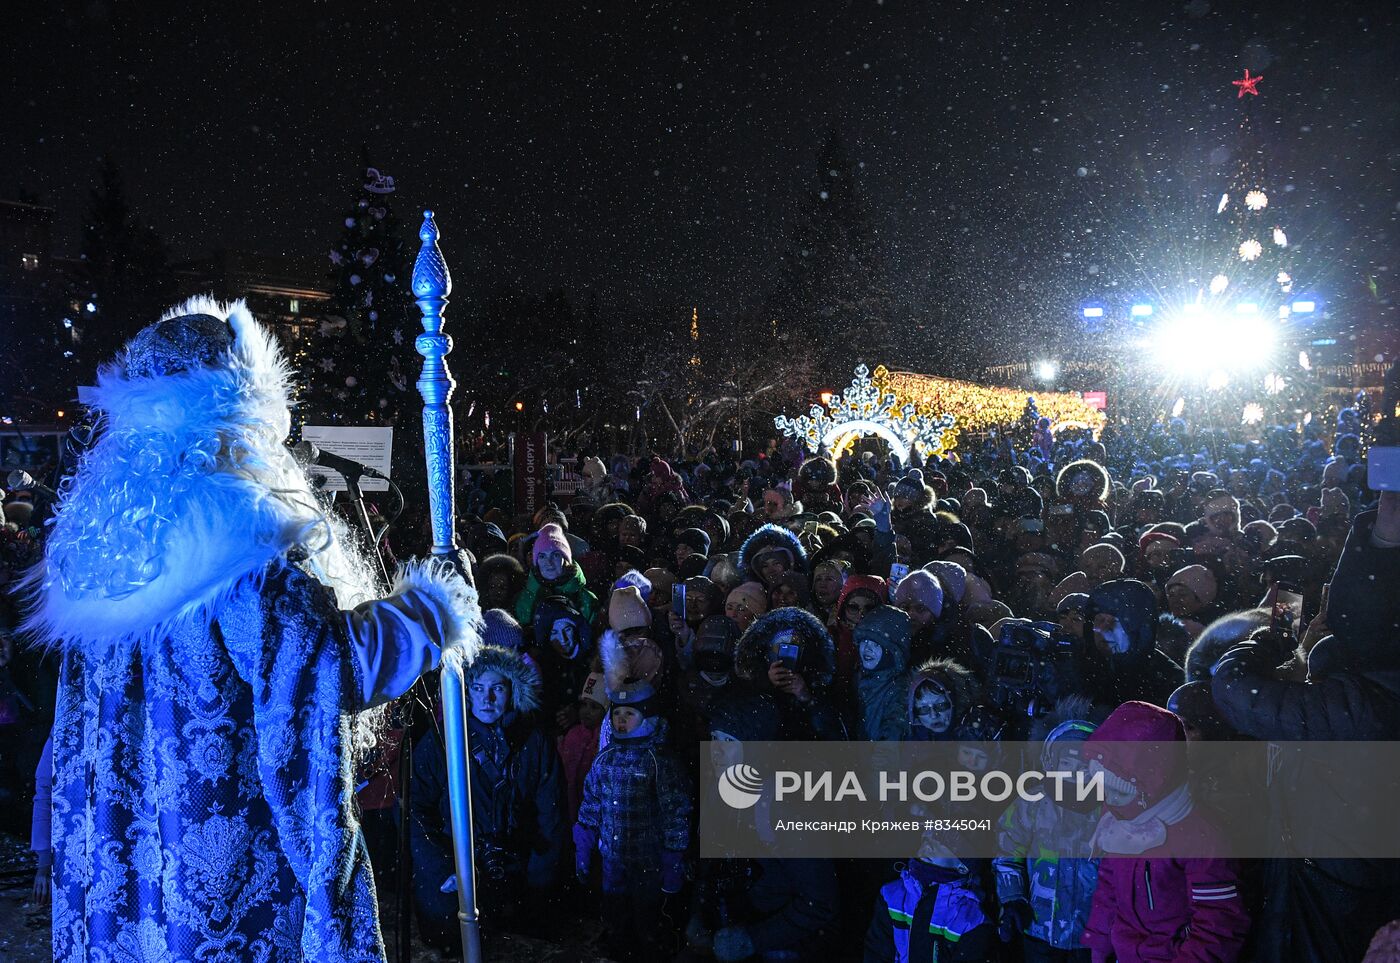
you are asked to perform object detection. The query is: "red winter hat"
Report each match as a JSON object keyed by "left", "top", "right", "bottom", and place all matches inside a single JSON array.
[
  {"left": 1138, "top": 530, "right": 1179, "bottom": 553},
  {"left": 1137, "top": 530, "right": 1179, "bottom": 564}
]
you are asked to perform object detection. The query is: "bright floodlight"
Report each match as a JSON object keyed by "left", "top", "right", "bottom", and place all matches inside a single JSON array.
[
  {"left": 1082, "top": 306, "right": 1105, "bottom": 318},
  {"left": 1131, "top": 304, "right": 1153, "bottom": 317},
  {"left": 1235, "top": 302, "right": 1258, "bottom": 314},
  {"left": 1150, "top": 308, "right": 1275, "bottom": 377},
  {"left": 1036, "top": 360, "right": 1057, "bottom": 382},
  {"left": 1291, "top": 299, "right": 1316, "bottom": 314}
]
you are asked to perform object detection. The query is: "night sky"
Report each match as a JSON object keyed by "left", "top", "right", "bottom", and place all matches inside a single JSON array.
[{"left": 6, "top": 0, "right": 1398, "bottom": 351}]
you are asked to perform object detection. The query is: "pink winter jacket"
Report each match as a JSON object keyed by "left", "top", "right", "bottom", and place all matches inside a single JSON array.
[
  {"left": 1080, "top": 701, "right": 1250, "bottom": 962},
  {"left": 1081, "top": 812, "right": 1250, "bottom": 963}
]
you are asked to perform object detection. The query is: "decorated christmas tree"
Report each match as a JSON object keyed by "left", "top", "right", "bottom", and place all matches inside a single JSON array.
[
  {"left": 1210, "top": 69, "right": 1323, "bottom": 427},
  {"left": 1206, "top": 69, "right": 1297, "bottom": 316},
  {"left": 302, "top": 162, "right": 414, "bottom": 431}
]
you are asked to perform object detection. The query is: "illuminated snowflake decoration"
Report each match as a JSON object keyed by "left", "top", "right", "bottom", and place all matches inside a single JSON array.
[
  {"left": 1242, "top": 403, "right": 1265, "bottom": 425},
  {"left": 1273, "top": 228, "right": 1288, "bottom": 247},
  {"left": 1264, "top": 372, "right": 1287, "bottom": 395},
  {"left": 1210, "top": 274, "right": 1230, "bottom": 295},
  {"left": 774, "top": 363, "right": 957, "bottom": 462},
  {"left": 1217, "top": 193, "right": 1229, "bottom": 214},
  {"left": 1239, "top": 239, "right": 1263, "bottom": 262},
  {"left": 1245, "top": 190, "right": 1269, "bottom": 211},
  {"left": 1277, "top": 271, "right": 1291, "bottom": 286}
]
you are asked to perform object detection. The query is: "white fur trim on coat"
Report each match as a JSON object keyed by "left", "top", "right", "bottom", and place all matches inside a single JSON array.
[
  {"left": 25, "top": 298, "right": 365, "bottom": 656},
  {"left": 394, "top": 557, "right": 482, "bottom": 657}
]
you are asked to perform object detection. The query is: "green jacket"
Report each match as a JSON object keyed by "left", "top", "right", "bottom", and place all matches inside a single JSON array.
[{"left": 514, "top": 563, "right": 599, "bottom": 629}]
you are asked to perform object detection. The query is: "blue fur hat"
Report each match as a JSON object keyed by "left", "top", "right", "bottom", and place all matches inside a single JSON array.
[{"left": 737, "top": 523, "right": 807, "bottom": 581}]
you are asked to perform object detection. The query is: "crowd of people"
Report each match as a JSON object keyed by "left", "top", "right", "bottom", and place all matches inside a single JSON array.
[
  {"left": 411, "top": 398, "right": 1397, "bottom": 961},
  {"left": 4, "top": 383, "right": 1400, "bottom": 962}
]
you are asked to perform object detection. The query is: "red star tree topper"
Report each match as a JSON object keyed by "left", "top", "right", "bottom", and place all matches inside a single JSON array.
[{"left": 1232, "top": 68, "right": 1263, "bottom": 98}]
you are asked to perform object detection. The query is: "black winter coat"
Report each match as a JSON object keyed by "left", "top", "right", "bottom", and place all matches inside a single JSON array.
[
  {"left": 1076, "top": 644, "right": 1182, "bottom": 712},
  {"left": 410, "top": 715, "right": 565, "bottom": 892},
  {"left": 1211, "top": 509, "right": 1400, "bottom": 962}
]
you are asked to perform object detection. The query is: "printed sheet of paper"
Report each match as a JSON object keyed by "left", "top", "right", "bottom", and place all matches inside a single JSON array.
[{"left": 300, "top": 425, "right": 394, "bottom": 492}]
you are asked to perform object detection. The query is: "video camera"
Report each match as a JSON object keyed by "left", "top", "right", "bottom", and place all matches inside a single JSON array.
[{"left": 984, "top": 619, "right": 1078, "bottom": 727}]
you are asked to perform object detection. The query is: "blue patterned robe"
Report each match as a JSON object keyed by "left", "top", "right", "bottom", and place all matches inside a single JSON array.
[
  {"left": 49, "top": 558, "right": 472, "bottom": 962},
  {"left": 26, "top": 298, "right": 479, "bottom": 962}
]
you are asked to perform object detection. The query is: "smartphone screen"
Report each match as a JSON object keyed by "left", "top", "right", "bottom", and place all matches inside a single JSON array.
[
  {"left": 1369, "top": 446, "right": 1400, "bottom": 492},
  {"left": 1270, "top": 583, "right": 1304, "bottom": 635},
  {"left": 770, "top": 629, "right": 799, "bottom": 667},
  {"left": 889, "top": 563, "right": 909, "bottom": 590},
  {"left": 671, "top": 583, "right": 686, "bottom": 615}
]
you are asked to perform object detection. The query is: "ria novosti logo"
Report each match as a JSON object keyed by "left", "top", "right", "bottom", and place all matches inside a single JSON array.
[{"left": 717, "top": 763, "right": 764, "bottom": 809}]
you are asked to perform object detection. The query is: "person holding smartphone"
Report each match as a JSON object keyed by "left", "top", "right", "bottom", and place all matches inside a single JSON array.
[
  {"left": 734, "top": 608, "right": 846, "bottom": 740},
  {"left": 1210, "top": 488, "right": 1400, "bottom": 962}
]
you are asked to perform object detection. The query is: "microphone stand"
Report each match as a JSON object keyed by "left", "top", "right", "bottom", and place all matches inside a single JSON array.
[
  {"left": 336, "top": 465, "right": 392, "bottom": 589},
  {"left": 326, "top": 461, "right": 408, "bottom": 960}
]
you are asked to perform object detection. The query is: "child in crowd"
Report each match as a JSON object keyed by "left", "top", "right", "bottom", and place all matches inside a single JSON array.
[
  {"left": 574, "top": 679, "right": 691, "bottom": 962},
  {"left": 557, "top": 670, "right": 608, "bottom": 828},
  {"left": 1080, "top": 701, "right": 1250, "bottom": 963}
]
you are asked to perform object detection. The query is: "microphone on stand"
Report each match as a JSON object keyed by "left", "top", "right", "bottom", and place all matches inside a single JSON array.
[
  {"left": 6, "top": 470, "right": 60, "bottom": 500},
  {"left": 290, "top": 440, "right": 396, "bottom": 586},
  {"left": 289, "top": 440, "right": 386, "bottom": 481}
]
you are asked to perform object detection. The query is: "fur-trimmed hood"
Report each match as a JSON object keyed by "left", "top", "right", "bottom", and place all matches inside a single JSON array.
[
  {"left": 463, "top": 643, "right": 542, "bottom": 714},
  {"left": 1056, "top": 459, "right": 1111, "bottom": 504},
  {"left": 1185, "top": 608, "right": 1269, "bottom": 683},
  {"left": 735, "top": 605, "right": 835, "bottom": 690},
  {"left": 799, "top": 457, "right": 837, "bottom": 488},
  {"left": 907, "top": 657, "right": 979, "bottom": 729},
  {"left": 737, "top": 523, "right": 808, "bottom": 581},
  {"left": 23, "top": 297, "right": 377, "bottom": 655}
]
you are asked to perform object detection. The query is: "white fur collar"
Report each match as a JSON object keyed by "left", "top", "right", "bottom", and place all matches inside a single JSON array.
[{"left": 24, "top": 297, "right": 372, "bottom": 655}]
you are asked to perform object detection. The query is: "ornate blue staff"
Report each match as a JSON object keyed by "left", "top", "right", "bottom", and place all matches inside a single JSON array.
[{"left": 411, "top": 210, "right": 483, "bottom": 963}]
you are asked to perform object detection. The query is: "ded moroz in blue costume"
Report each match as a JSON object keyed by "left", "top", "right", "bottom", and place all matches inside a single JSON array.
[{"left": 23, "top": 297, "right": 481, "bottom": 962}]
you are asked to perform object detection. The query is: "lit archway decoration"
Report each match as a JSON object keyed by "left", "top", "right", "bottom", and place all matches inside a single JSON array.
[
  {"left": 826, "top": 420, "right": 914, "bottom": 464},
  {"left": 774, "top": 364, "right": 957, "bottom": 460}
]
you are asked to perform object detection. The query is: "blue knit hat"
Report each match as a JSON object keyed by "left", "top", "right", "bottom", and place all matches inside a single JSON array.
[{"left": 481, "top": 608, "right": 525, "bottom": 650}]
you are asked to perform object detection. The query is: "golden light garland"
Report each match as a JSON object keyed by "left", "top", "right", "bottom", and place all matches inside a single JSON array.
[
  {"left": 776, "top": 364, "right": 1108, "bottom": 458},
  {"left": 877, "top": 367, "right": 1105, "bottom": 441}
]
